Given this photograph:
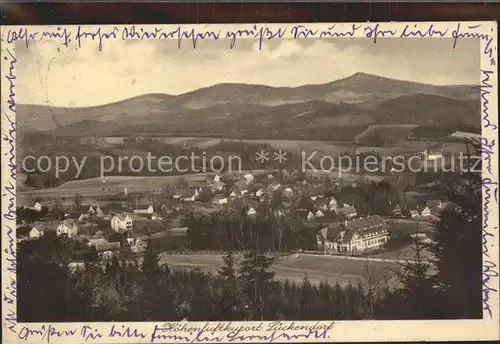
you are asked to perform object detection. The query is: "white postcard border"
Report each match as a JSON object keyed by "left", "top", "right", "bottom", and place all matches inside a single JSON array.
[{"left": 2, "top": 21, "right": 499, "bottom": 343}]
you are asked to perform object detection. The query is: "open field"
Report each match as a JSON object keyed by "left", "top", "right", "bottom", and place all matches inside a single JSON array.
[
  {"left": 102, "top": 136, "right": 432, "bottom": 156},
  {"left": 369, "top": 246, "right": 432, "bottom": 261},
  {"left": 386, "top": 219, "right": 434, "bottom": 234},
  {"left": 152, "top": 136, "right": 427, "bottom": 156},
  {"left": 158, "top": 253, "right": 400, "bottom": 287}
]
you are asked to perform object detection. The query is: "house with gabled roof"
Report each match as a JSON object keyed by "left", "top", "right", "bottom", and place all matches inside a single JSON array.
[
  {"left": 391, "top": 204, "right": 403, "bottom": 218},
  {"left": 56, "top": 219, "right": 79, "bottom": 238},
  {"left": 419, "top": 206, "right": 432, "bottom": 218},
  {"left": 409, "top": 209, "right": 420, "bottom": 219},
  {"left": 241, "top": 173, "right": 254, "bottom": 185},
  {"left": 229, "top": 190, "right": 242, "bottom": 199},
  {"left": 30, "top": 221, "right": 58, "bottom": 236},
  {"left": 93, "top": 206, "right": 105, "bottom": 218},
  {"left": 316, "top": 227, "right": 341, "bottom": 252},
  {"left": 88, "top": 239, "right": 121, "bottom": 261},
  {"left": 111, "top": 212, "right": 133, "bottom": 233},
  {"left": 32, "top": 202, "right": 43, "bottom": 212},
  {"left": 133, "top": 204, "right": 154, "bottom": 215},
  {"left": 334, "top": 206, "right": 357, "bottom": 219},
  {"left": 246, "top": 207, "right": 258, "bottom": 216},
  {"left": 210, "top": 181, "right": 226, "bottom": 193},
  {"left": 328, "top": 197, "right": 338, "bottom": 210},
  {"left": 127, "top": 237, "right": 148, "bottom": 253},
  {"left": 307, "top": 211, "right": 315, "bottom": 222},
  {"left": 212, "top": 194, "right": 228, "bottom": 205},
  {"left": 66, "top": 204, "right": 105, "bottom": 221},
  {"left": 427, "top": 199, "right": 449, "bottom": 216},
  {"left": 29, "top": 227, "right": 44, "bottom": 239}
]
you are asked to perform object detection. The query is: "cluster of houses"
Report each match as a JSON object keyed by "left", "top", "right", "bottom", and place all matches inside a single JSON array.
[
  {"left": 391, "top": 199, "right": 449, "bottom": 220},
  {"left": 18, "top": 171, "right": 452, "bottom": 258},
  {"left": 164, "top": 173, "right": 360, "bottom": 221},
  {"left": 315, "top": 198, "right": 449, "bottom": 255}
]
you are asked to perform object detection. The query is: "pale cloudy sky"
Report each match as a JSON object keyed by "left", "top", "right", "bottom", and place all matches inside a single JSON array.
[{"left": 16, "top": 37, "right": 479, "bottom": 107}]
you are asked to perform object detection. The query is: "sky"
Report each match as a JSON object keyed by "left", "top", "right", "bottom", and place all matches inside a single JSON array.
[{"left": 16, "top": 36, "right": 480, "bottom": 107}]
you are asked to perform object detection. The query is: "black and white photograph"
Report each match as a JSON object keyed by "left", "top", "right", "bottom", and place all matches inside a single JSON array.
[{"left": 2, "top": 22, "right": 499, "bottom": 343}]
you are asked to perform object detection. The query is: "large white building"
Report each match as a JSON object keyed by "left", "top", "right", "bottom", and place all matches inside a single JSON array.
[{"left": 317, "top": 215, "right": 390, "bottom": 254}]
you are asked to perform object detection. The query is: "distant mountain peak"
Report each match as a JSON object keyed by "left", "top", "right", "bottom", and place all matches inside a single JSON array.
[
  {"left": 351, "top": 72, "right": 373, "bottom": 78},
  {"left": 340, "top": 72, "right": 392, "bottom": 82}
]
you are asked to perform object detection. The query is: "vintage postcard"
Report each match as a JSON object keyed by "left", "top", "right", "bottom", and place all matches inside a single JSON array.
[{"left": 1, "top": 22, "right": 499, "bottom": 343}]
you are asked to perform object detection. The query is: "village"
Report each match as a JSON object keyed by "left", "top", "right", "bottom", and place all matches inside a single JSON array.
[{"left": 16, "top": 167, "right": 450, "bottom": 267}]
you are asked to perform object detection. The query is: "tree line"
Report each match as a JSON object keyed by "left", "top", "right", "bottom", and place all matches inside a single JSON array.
[{"left": 182, "top": 205, "right": 315, "bottom": 252}]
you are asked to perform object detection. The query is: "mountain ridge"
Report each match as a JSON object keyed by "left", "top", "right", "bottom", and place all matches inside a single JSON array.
[{"left": 17, "top": 72, "right": 481, "bottom": 140}]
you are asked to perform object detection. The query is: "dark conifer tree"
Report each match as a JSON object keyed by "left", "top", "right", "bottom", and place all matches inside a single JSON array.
[
  {"left": 217, "top": 252, "right": 246, "bottom": 320},
  {"left": 140, "top": 241, "right": 163, "bottom": 320},
  {"left": 238, "top": 251, "right": 276, "bottom": 320},
  {"left": 425, "top": 145, "right": 483, "bottom": 319}
]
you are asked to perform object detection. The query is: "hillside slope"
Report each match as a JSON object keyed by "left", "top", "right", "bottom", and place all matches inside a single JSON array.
[{"left": 17, "top": 72, "right": 480, "bottom": 140}]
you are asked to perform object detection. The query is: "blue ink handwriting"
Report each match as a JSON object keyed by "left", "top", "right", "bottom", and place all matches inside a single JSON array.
[
  {"left": 452, "top": 23, "right": 489, "bottom": 49},
  {"left": 6, "top": 28, "right": 38, "bottom": 47},
  {"left": 5, "top": 48, "right": 17, "bottom": 113},
  {"left": 481, "top": 138, "right": 496, "bottom": 176},
  {"left": 481, "top": 174, "right": 499, "bottom": 319},
  {"left": 18, "top": 325, "right": 78, "bottom": 343},
  {"left": 75, "top": 26, "right": 119, "bottom": 51},
  {"left": 400, "top": 24, "right": 448, "bottom": 38},
  {"left": 226, "top": 25, "right": 286, "bottom": 50},
  {"left": 226, "top": 329, "right": 328, "bottom": 342},
  {"left": 5, "top": 23, "right": 496, "bottom": 53},
  {"left": 319, "top": 24, "right": 361, "bottom": 38},
  {"left": 2, "top": 41, "right": 18, "bottom": 337},
  {"left": 40, "top": 27, "right": 72, "bottom": 47},
  {"left": 109, "top": 324, "right": 147, "bottom": 339},
  {"left": 483, "top": 34, "right": 496, "bottom": 67},
  {"left": 3, "top": 181, "right": 16, "bottom": 221},
  {"left": 364, "top": 24, "right": 397, "bottom": 44},
  {"left": 482, "top": 177, "right": 498, "bottom": 228},
  {"left": 483, "top": 260, "right": 499, "bottom": 319},
  {"left": 291, "top": 25, "right": 318, "bottom": 39},
  {"left": 480, "top": 70, "right": 497, "bottom": 130},
  {"left": 4, "top": 309, "right": 17, "bottom": 334},
  {"left": 3, "top": 113, "right": 16, "bottom": 180},
  {"left": 80, "top": 325, "right": 104, "bottom": 342}
]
